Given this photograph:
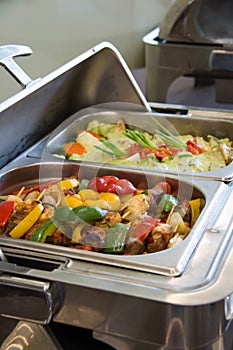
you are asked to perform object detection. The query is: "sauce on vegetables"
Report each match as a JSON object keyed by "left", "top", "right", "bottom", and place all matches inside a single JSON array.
[{"left": 53, "top": 119, "right": 233, "bottom": 172}]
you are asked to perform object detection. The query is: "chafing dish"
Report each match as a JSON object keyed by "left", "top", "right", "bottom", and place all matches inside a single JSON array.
[
  {"left": 143, "top": 0, "right": 233, "bottom": 104},
  {"left": 45, "top": 107, "right": 233, "bottom": 181},
  {"left": 1, "top": 42, "right": 233, "bottom": 349},
  {"left": 0, "top": 162, "right": 233, "bottom": 349}
]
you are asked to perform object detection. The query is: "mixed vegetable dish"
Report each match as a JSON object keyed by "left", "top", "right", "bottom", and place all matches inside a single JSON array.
[
  {"left": 0, "top": 175, "right": 205, "bottom": 255},
  {"left": 53, "top": 118, "right": 233, "bottom": 172}
]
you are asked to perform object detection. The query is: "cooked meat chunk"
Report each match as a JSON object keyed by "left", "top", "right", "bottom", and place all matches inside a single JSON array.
[
  {"left": 80, "top": 225, "right": 107, "bottom": 249},
  {"left": 96, "top": 212, "right": 122, "bottom": 227},
  {"left": 147, "top": 224, "right": 174, "bottom": 253},
  {"left": 125, "top": 239, "right": 145, "bottom": 255},
  {"left": 46, "top": 230, "right": 71, "bottom": 246},
  {"left": 121, "top": 194, "right": 150, "bottom": 221}
]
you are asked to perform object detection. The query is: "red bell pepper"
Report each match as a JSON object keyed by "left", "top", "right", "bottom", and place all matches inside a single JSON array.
[
  {"left": 88, "top": 176, "right": 137, "bottom": 195},
  {"left": 186, "top": 139, "right": 204, "bottom": 155},
  {"left": 132, "top": 217, "right": 160, "bottom": 241},
  {"left": 0, "top": 201, "right": 14, "bottom": 227},
  {"left": 88, "top": 176, "right": 119, "bottom": 193},
  {"left": 115, "top": 179, "right": 137, "bottom": 195}
]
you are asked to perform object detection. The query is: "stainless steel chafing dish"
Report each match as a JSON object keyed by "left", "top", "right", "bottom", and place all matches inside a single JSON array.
[
  {"left": 0, "top": 162, "right": 233, "bottom": 349},
  {"left": 1, "top": 43, "right": 233, "bottom": 349},
  {"left": 45, "top": 107, "right": 233, "bottom": 182},
  {"left": 143, "top": 0, "right": 233, "bottom": 104}
]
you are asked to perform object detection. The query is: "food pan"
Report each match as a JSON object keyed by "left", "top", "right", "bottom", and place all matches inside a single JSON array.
[
  {"left": 45, "top": 107, "right": 233, "bottom": 181},
  {"left": 0, "top": 162, "right": 229, "bottom": 276}
]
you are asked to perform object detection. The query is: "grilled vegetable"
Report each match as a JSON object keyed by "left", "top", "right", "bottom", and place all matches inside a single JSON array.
[
  {"left": 189, "top": 198, "right": 205, "bottom": 226},
  {"left": 0, "top": 201, "right": 14, "bottom": 227},
  {"left": 30, "top": 218, "right": 57, "bottom": 242},
  {"left": 131, "top": 217, "right": 160, "bottom": 242},
  {"left": 88, "top": 176, "right": 137, "bottom": 195},
  {"left": 58, "top": 178, "right": 80, "bottom": 190},
  {"left": 1, "top": 174, "right": 205, "bottom": 256},
  {"left": 104, "top": 223, "right": 129, "bottom": 253},
  {"left": 9, "top": 203, "right": 44, "bottom": 238},
  {"left": 88, "top": 176, "right": 119, "bottom": 193},
  {"left": 72, "top": 205, "right": 108, "bottom": 222},
  {"left": 54, "top": 206, "right": 75, "bottom": 222},
  {"left": 54, "top": 205, "right": 108, "bottom": 223},
  {"left": 158, "top": 194, "right": 178, "bottom": 213}
]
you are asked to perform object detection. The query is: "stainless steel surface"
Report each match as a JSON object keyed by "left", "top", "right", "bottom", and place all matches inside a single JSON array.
[
  {"left": 0, "top": 273, "right": 60, "bottom": 324},
  {"left": 0, "top": 42, "right": 150, "bottom": 170},
  {"left": 143, "top": 0, "right": 233, "bottom": 104},
  {"left": 159, "top": 0, "right": 233, "bottom": 44},
  {"left": 46, "top": 108, "right": 233, "bottom": 181},
  {"left": 1, "top": 321, "right": 62, "bottom": 350},
  {"left": 0, "top": 45, "right": 33, "bottom": 88}
]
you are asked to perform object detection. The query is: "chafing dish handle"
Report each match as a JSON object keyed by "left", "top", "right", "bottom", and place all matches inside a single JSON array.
[
  {"left": 0, "top": 271, "right": 60, "bottom": 324},
  {"left": 210, "top": 50, "right": 233, "bottom": 71},
  {"left": 0, "top": 44, "right": 35, "bottom": 88}
]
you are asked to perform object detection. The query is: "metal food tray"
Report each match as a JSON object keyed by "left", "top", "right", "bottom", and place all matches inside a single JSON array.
[
  {"left": 0, "top": 162, "right": 229, "bottom": 277},
  {"left": 45, "top": 108, "right": 233, "bottom": 181}
]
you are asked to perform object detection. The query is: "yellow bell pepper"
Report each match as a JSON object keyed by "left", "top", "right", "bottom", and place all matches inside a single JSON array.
[
  {"left": 78, "top": 189, "right": 99, "bottom": 201},
  {"left": 84, "top": 199, "right": 112, "bottom": 210},
  {"left": 71, "top": 223, "right": 86, "bottom": 243},
  {"left": 58, "top": 178, "right": 80, "bottom": 191},
  {"left": 99, "top": 192, "right": 121, "bottom": 211},
  {"left": 62, "top": 194, "right": 83, "bottom": 208},
  {"left": 189, "top": 198, "right": 205, "bottom": 226},
  {"left": 10, "top": 203, "right": 44, "bottom": 238}
]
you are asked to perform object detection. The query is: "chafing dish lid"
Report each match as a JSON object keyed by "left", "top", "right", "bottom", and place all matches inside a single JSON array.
[{"left": 159, "top": 0, "right": 233, "bottom": 44}]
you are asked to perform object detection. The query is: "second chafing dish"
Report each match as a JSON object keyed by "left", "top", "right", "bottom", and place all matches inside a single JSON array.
[
  {"left": 45, "top": 106, "right": 233, "bottom": 182},
  {"left": 0, "top": 162, "right": 230, "bottom": 277}
]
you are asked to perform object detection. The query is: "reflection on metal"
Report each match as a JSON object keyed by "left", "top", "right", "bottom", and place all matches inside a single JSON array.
[{"left": 1, "top": 321, "right": 62, "bottom": 350}]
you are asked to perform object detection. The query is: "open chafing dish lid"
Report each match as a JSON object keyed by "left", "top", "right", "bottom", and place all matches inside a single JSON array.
[{"left": 158, "top": 0, "right": 233, "bottom": 44}]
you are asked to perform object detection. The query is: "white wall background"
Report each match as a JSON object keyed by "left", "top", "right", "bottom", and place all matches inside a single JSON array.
[{"left": 0, "top": 0, "right": 172, "bottom": 101}]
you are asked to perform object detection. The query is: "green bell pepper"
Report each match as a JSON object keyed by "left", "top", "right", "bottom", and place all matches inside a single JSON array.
[
  {"left": 54, "top": 206, "right": 76, "bottom": 222},
  {"left": 104, "top": 223, "right": 129, "bottom": 253},
  {"left": 158, "top": 194, "right": 178, "bottom": 213},
  {"left": 30, "top": 218, "right": 57, "bottom": 243},
  {"left": 54, "top": 205, "right": 108, "bottom": 223},
  {"left": 72, "top": 205, "right": 108, "bottom": 222}
]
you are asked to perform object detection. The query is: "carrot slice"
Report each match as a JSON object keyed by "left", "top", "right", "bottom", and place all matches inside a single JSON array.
[
  {"left": 77, "top": 130, "right": 101, "bottom": 140},
  {"left": 63, "top": 142, "right": 86, "bottom": 156}
]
